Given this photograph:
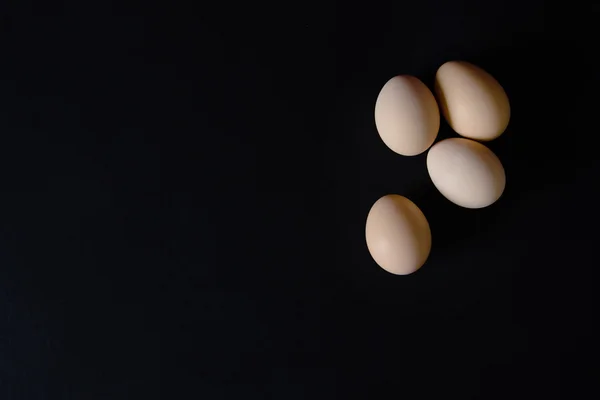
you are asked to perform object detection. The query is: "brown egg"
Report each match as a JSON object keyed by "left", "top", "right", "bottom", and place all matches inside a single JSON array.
[
  {"left": 374, "top": 75, "right": 440, "bottom": 156},
  {"left": 365, "top": 195, "right": 432, "bottom": 275},
  {"left": 435, "top": 61, "right": 510, "bottom": 141},
  {"left": 427, "top": 138, "right": 506, "bottom": 209}
]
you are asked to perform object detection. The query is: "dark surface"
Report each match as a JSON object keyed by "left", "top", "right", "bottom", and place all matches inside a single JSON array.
[{"left": 0, "top": 1, "right": 597, "bottom": 398}]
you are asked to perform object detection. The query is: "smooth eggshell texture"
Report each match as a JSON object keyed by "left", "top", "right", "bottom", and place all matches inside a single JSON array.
[
  {"left": 427, "top": 138, "right": 506, "bottom": 209},
  {"left": 375, "top": 75, "right": 440, "bottom": 156},
  {"left": 435, "top": 61, "right": 510, "bottom": 141},
  {"left": 365, "top": 195, "right": 432, "bottom": 275}
]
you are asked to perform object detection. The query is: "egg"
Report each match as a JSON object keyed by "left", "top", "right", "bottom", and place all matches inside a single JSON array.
[
  {"left": 374, "top": 75, "right": 440, "bottom": 156},
  {"left": 427, "top": 138, "right": 506, "bottom": 208},
  {"left": 435, "top": 61, "right": 510, "bottom": 141},
  {"left": 365, "top": 195, "right": 432, "bottom": 275}
]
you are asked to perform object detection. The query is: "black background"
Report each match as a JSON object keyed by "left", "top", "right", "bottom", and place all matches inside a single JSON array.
[{"left": 0, "top": 1, "right": 598, "bottom": 398}]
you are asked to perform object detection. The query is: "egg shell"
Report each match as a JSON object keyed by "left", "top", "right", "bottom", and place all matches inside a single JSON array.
[
  {"left": 374, "top": 75, "right": 440, "bottom": 156},
  {"left": 427, "top": 138, "right": 506, "bottom": 209},
  {"left": 365, "top": 195, "right": 432, "bottom": 275},
  {"left": 435, "top": 61, "right": 510, "bottom": 141}
]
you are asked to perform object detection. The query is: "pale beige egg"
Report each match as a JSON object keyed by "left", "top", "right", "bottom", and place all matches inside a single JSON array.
[
  {"left": 374, "top": 75, "right": 440, "bottom": 156},
  {"left": 365, "top": 195, "right": 432, "bottom": 275},
  {"left": 435, "top": 61, "right": 510, "bottom": 141},
  {"left": 427, "top": 138, "right": 506, "bottom": 209}
]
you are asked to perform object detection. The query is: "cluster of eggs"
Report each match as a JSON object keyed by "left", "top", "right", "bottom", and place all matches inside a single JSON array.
[{"left": 366, "top": 61, "right": 510, "bottom": 275}]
